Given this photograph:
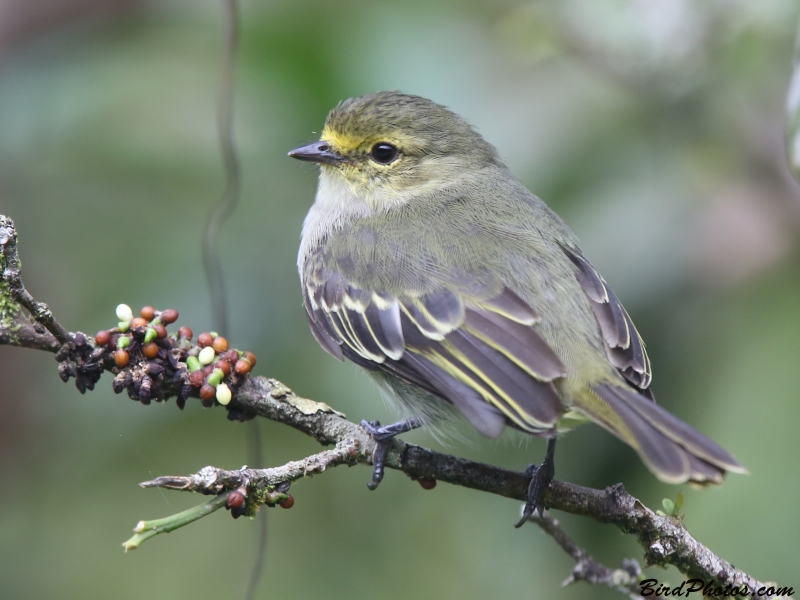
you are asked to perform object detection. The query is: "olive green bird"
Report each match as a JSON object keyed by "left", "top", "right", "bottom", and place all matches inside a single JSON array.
[{"left": 289, "top": 91, "right": 746, "bottom": 524}]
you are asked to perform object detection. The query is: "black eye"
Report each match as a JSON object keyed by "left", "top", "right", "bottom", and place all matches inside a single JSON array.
[{"left": 370, "top": 143, "right": 398, "bottom": 164}]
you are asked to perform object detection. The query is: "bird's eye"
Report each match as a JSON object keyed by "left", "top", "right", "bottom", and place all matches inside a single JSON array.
[{"left": 370, "top": 143, "right": 398, "bottom": 164}]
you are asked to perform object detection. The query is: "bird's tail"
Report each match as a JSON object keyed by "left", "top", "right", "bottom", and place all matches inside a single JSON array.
[{"left": 578, "top": 383, "right": 747, "bottom": 484}]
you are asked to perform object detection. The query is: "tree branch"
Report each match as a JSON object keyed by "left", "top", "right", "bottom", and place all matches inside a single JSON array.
[
  {"left": 1, "top": 213, "right": 785, "bottom": 598},
  {"left": 529, "top": 511, "right": 641, "bottom": 598},
  {"left": 141, "top": 376, "right": 777, "bottom": 597},
  {"left": 0, "top": 216, "right": 71, "bottom": 345}
]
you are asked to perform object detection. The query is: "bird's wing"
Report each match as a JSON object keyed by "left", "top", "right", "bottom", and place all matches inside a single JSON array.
[
  {"left": 559, "top": 245, "right": 653, "bottom": 396},
  {"left": 303, "top": 264, "right": 567, "bottom": 438}
]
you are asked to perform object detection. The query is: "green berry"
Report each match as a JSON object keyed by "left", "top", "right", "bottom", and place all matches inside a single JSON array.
[
  {"left": 208, "top": 368, "right": 225, "bottom": 387},
  {"left": 144, "top": 328, "right": 158, "bottom": 343},
  {"left": 186, "top": 356, "right": 202, "bottom": 372},
  {"left": 116, "top": 335, "right": 131, "bottom": 349}
]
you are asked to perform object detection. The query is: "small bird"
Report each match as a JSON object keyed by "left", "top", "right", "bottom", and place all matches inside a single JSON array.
[{"left": 289, "top": 91, "right": 746, "bottom": 524}]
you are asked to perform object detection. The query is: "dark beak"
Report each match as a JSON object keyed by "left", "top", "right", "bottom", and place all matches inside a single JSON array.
[{"left": 288, "top": 142, "right": 345, "bottom": 165}]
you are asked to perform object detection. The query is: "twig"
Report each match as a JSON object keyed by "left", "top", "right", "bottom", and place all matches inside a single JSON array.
[
  {"left": 0, "top": 216, "right": 71, "bottom": 345},
  {"left": 0, "top": 320, "right": 60, "bottom": 352},
  {"left": 140, "top": 439, "right": 361, "bottom": 494},
  {"left": 529, "top": 511, "right": 641, "bottom": 598},
  {"left": 122, "top": 492, "right": 231, "bottom": 551}
]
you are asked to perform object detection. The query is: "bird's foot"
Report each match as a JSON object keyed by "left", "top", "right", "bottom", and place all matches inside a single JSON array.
[
  {"left": 361, "top": 418, "right": 422, "bottom": 490},
  {"left": 514, "top": 437, "right": 557, "bottom": 528}
]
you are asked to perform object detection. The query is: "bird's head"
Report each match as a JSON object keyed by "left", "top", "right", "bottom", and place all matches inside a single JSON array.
[{"left": 289, "top": 92, "right": 501, "bottom": 210}]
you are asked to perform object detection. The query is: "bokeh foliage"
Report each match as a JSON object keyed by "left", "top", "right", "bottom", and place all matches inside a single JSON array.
[{"left": 1, "top": 1, "right": 799, "bottom": 598}]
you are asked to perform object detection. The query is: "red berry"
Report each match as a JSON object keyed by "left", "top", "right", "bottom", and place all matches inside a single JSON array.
[
  {"left": 140, "top": 306, "right": 156, "bottom": 321},
  {"left": 178, "top": 326, "right": 193, "bottom": 340},
  {"left": 154, "top": 324, "right": 167, "bottom": 339},
  {"left": 202, "top": 364, "right": 214, "bottom": 376},
  {"left": 197, "top": 332, "right": 214, "bottom": 348},
  {"left": 200, "top": 384, "right": 216, "bottom": 400},
  {"left": 244, "top": 352, "right": 257, "bottom": 367},
  {"left": 234, "top": 359, "right": 252, "bottom": 375},
  {"left": 227, "top": 491, "right": 246, "bottom": 509},
  {"left": 212, "top": 336, "right": 228, "bottom": 353},
  {"left": 95, "top": 330, "right": 111, "bottom": 346},
  {"left": 160, "top": 309, "right": 179, "bottom": 324},
  {"left": 215, "top": 360, "right": 231, "bottom": 376},
  {"left": 223, "top": 349, "right": 239, "bottom": 363},
  {"left": 279, "top": 495, "right": 294, "bottom": 509},
  {"left": 142, "top": 343, "right": 159, "bottom": 359},
  {"left": 418, "top": 477, "right": 437, "bottom": 490},
  {"left": 130, "top": 317, "right": 148, "bottom": 329},
  {"left": 188, "top": 371, "right": 204, "bottom": 387},
  {"left": 114, "top": 349, "right": 130, "bottom": 367}
]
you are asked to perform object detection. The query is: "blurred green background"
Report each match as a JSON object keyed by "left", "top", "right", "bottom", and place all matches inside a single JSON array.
[{"left": 1, "top": 0, "right": 799, "bottom": 598}]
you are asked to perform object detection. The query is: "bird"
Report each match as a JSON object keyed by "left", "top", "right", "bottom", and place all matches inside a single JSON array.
[{"left": 289, "top": 91, "right": 746, "bottom": 525}]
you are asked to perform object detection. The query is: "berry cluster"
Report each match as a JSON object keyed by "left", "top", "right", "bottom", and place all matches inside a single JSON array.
[
  {"left": 225, "top": 483, "right": 294, "bottom": 519},
  {"left": 56, "top": 304, "right": 257, "bottom": 414}
]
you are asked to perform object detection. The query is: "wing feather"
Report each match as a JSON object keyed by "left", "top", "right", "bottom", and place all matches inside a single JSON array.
[
  {"left": 302, "top": 262, "right": 566, "bottom": 436},
  {"left": 561, "top": 246, "right": 653, "bottom": 392},
  {"left": 446, "top": 330, "right": 561, "bottom": 427},
  {"left": 464, "top": 311, "right": 565, "bottom": 381}
]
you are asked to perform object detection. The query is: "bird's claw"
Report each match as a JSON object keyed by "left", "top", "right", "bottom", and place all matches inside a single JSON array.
[
  {"left": 361, "top": 418, "right": 422, "bottom": 491},
  {"left": 515, "top": 437, "right": 556, "bottom": 528}
]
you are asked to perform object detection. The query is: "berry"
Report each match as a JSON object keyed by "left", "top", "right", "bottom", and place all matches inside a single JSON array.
[
  {"left": 185, "top": 355, "right": 201, "bottom": 372},
  {"left": 223, "top": 349, "right": 239, "bottom": 364},
  {"left": 235, "top": 359, "right": 252, "bottom": 375},
  {"left": 215, "top": 360, "right": 231, "bottom": 376},
  {"left": 95, "top": 330, "right": 111, "bottom": 346},
  {"left": 159, "top": 309, "right": 179, "bottom": 324},
  {"left": 188, "top": 370, "right": 204, "bottom": 387},
  {"left": 216, "top": 383, "right": 232, "bottom": 405},
  {"left": 197, "top": 332, "right": 214, "bottom": 348},
  {"left": 142, "top": 343, "right": 159, "bottom": 359},
  {"left": 227, "top": 491, "right": 246, "bottom": 509},
  {"left": 198, "top": 346, "right": 216, "bottom": 365},
  {"left": 418, "top": 477, "right": 437, "bottom": 490},
  {"left": 130, "top": 317, "right": 148, "bottom": 329},
  {"left": 212, "top": 336, "right": 228, "bottom": 353},
  {"left": 116, "top": 304, "right": 133, "bottom": 322},
  {"left": 244, "top": 352, "right": 257, "bottom": 367},
  {"left": 114, "top": 349, "right": 130, "bottom": 367},
  {"left": 153, "top": 324, "right": 167, "bottom": 339},
  {"left": 178, "top": 326, "right": 193, "bottom": 340},
  {"left": 279, "top": 495, "right": 294, "bottom": 509},
  {"left": 200, "top": 384, "right": 216, "bottom": 401},
  {"left": 208, "top": 368, "right": 225, "bottom": 387},
  {"left": 140, "top": 306, "right": 156, "bottom": 321}
]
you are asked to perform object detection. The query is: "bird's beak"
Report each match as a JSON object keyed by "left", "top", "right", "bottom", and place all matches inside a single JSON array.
[{"left": 288, "top": 142, "right": 346, "bottom": 166}]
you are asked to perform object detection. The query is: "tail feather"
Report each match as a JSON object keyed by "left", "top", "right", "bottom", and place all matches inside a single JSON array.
[{"left": 585, "top": 383, "right": 747, "bottom": 484}]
